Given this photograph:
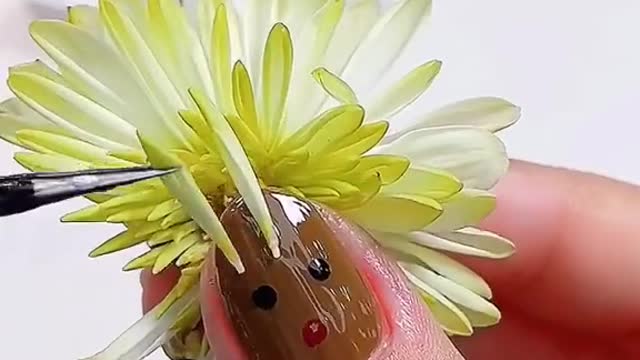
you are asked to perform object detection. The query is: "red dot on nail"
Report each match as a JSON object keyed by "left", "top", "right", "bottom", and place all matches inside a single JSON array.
[{"left": 302, "top": 319, "right": 328, "bottom": 348}]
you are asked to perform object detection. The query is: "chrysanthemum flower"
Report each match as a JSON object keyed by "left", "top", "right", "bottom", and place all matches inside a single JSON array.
[{"left": 0, "top": 0, "right": 520, "bottom": 358}]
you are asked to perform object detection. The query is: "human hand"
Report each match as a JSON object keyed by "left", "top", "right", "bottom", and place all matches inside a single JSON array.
[{"left": 142, "top": 160, "right": 640, "bottom": 359}]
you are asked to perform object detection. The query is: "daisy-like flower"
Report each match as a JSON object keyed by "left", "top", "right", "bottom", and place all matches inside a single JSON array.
[{"left": 0, "top": 0, "right": 520, "bottom": 358}]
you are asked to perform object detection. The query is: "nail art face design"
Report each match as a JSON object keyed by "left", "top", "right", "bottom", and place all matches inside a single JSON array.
[{"left": 216, "top": 192, "right": 383, "bottom": 359}]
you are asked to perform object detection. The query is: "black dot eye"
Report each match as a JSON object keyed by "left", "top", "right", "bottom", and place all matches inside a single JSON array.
[
  {"left": 252, "top": 285, "right": 278, "bottom": 310},
  {"left": 308, "top": 258, "right": 331, "bottom": 281}
]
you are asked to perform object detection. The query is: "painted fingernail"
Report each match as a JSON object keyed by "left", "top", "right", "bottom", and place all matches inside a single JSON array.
[{"left": 216, "top": 192, "right": 383, "bottom": 359}]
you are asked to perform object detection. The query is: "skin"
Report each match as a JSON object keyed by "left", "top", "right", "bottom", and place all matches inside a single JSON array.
[{"left": 141, "top": 160, "right": 640, "bottom": 359}]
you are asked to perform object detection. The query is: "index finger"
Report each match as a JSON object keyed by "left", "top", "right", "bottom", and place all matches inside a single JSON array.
[{"left": 463, "top": 160, "right": 640, "bottom": 335}]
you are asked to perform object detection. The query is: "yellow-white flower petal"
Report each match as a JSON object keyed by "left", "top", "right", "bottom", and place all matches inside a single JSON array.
[
  {"left": 198, "top": 0, "right": 243, "bottom": 63},
  {"left": 242, "top": 0, "right": 276, "bottom": 84},
  {"left": 0, "top": 96, "right": 68, "bottom": 144},
  {"left": 311, "top": 67, "right": 358, "bottom": 105},
  {"left": 190, "top": 89, "right": 280, "bottom": 258},
  {"left": 67, "top": 5, "right": 103, "bottom": 38},
  {"left": 14, "top": 152, "right": 88, "bottom": 172},
  {"left": 28, "top": 20, "right": 183, "bottom": 148},
  {"left": 402, "top": 262, "right": 501, "bottom": 323},
  {"left": 152, "top": 233, "right": 200, "bottom": 274},
  {"left": 139, "top": 134, "right": 244, "bottom": 273},
  {"left": 386, "top": 97, "right": 521, "bottom": 142},
  {"left": 341, "top": 0, "right": 432, "bottom": 93},
  {"left": 377, "top": 126, "right": 508, "bottom": 190},
  {"left": 260, "top": 23, "right": 293, "bottom": 143},
  {"left": 403, "top": 268, "right": 473, "bottom": 336},
  {"left": 287, "top": 0, "right": 345, "bottom": 129},
  {"left": 276, "top": 0, "right": 325, "bottom": 33},
  {"left": 0, "top": 103, "right": 64, "bottom": 146},
  {"left": 231, "top": 61, "right": 260, "bottom": 133},
  {"left": 378, "top": 233, "right": 492, "bottom": 298},
  {"left": 426, "top": 189, "right": 495, "bottom": 232},
  {"left": 419, "top": 227, "right": 515, "bottom": 259},
  {"left": 100, "top": 0, "right": 197, "bottom": 150},
  {"left": 381, "top": 166, "right": 462, "bottom": 201},
  {"left": 457, "top": 304, "right": 501, "bottom": 327},
  {"left": 8, "top": 71, "right": 138, "bottom": 149},
  {"left": 343, "top": 193, "right": 442, "bottom": 233},
  {"left": 81, "top": 287, "right": 198, "bottom": 360},
  {"left": 147, "top": 0, "right": 215, "bottom": 104},
  {"left": 324, "top": 0, "right": 379, "bottom": 75},
  {"left": 90, "top": 229, "right": 145, "bottom": 257},
  {"left": 365, "top": 60, "right": 442, "bottom": 121},
  {"left": 208, "top": 4, "right": 234, "bottom": 113},
  {"left": 15, "top": 130, "right": 134, "bottom": 169}
]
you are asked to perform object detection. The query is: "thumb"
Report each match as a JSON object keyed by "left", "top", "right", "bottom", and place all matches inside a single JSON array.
[{"left": 199, "top": 194, "right": 462, "bottom": 360}]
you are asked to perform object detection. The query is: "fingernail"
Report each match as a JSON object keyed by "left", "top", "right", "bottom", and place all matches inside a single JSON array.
[{"left": 216, "top": 192, "right": 383, "bottom": 359}]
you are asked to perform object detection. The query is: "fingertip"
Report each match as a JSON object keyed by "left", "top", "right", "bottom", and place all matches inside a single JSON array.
[{"left": 140, "top": 266, "right": 181, "bottom": 313}]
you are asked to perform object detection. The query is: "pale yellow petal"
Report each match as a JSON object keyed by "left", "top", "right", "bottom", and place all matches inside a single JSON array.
[
  {"left": 341, "top": 0, "right": 432, "bottom": 93},
  {"left": 403, "top": 269, "right": 473, "bottom": 336},
  {"left": 260, "top": 23, "right": 293, "bottom": 144},
  {"left": 139, "top": 133, "right": 244, "bottom": 273},
  {"left": 386, "top": 97, "right": 521, "bottom": 142},
  {"left": 208, "top": 4, "right": 234, "bottom": 113},
  {"left": 100, "top": 0, "right": 196, "bottom": 150},
  {"left": 311, "top": 67, "right": 358, "bottom": 105},
  {"left": 324, "top": 0, "right": 379, "bottom": 75},
  {"left": 377, "top": 126, "right": 508, "bottom": 190},
  {"left": 418, "top": 227, "right": 515, "bottom": 259},
  {"left": 190, "top": 89, "right": 279, "bottom": 258},
  {"left": 343, "top": 193, "right": 442, "bottom": 233},
  {"left": 377, "top": 233, "right": 492, "bottom": 298},
  {"left": 8, "top": 71, "right": 138, "bottom": 149},
  {"left": 402, "top": 262, "right": 501, "bottom": 324},
  {"left": 287, "top": 0, "right": 345, "bottom": 129},
  {"left": 381, "top": 166, "right": 462, "bottom": 201},
  {"left": 365, "top": 60, "right": 442, "bottom": 121},
  {"left": 426, "top": 189, "right": 496, "bottom": 232}
]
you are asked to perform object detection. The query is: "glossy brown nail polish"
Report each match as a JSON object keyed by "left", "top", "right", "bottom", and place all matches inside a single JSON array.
[{"left": 216, "top": 192, "right": 383, "bottom": 359}]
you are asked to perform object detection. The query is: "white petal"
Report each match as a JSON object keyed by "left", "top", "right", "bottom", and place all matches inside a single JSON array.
[
  {"left": 377, "top": 232, "right": 492, "bottom": 298},
  {"left": 364, "top": 60, "right": 442, "bottom": 121},
  {"left": 28, "top": 20, "right": 183, "bottom": 148},
  {"left": 259, "top": 23, "right": 293, "bottom": 141},
  {"left": 386, "top": 97, "right": 521, "bottom": 142},
  {"left": 286, "top": 0, "right": 345, "bottom": 130},
  {"left": 0, "top": 97, "right": 64, "bottom": 146},
  {"left": 409, "top": 227, "right": 515, "bottom": 259},
  {"left": 277, "top": 0, "right": 325, "bottom": 34},
  {"left": 208, "top": 3, "right": 234, "bottom": 113},
  {"left": 324, "top": 0, "right": 379, "bottom": 75},
  {"left": 147, "top": 0, "right": 216, "bottom": 103},
  {"left": 8, "top": 70, "right": 138, "bottom": 149},
  {"left": 67, "top": 5, "right": 103, "bottom": 39},
  {"left": 242, "top": 0, "right": 277, "bottom": 86},
  {"left": 426, "top": 189, "right": 495, "bottom": 232},
  {"left": 82, "top": 287, "right": 197, "bottom": 360},
  {"left": 340, "top": 0, "right": 432, "bottom": 94},
  {"left": 376, "top": 126, "right": 508, "bottom": 190},
  {"left": 402, "top": 262, "right": 501, "bottom": 323},
  {"left": 198, "top": 0, "right": 243, "bottom": 64},
  {"left": 100, "top": 0, "right": 196, "bottom": 149},
  {"left": 402, "top": 268, "right": 473, "bottom": 335},
  {"left": 457, "top": 304, "right": 501, "bottom": 328}
]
